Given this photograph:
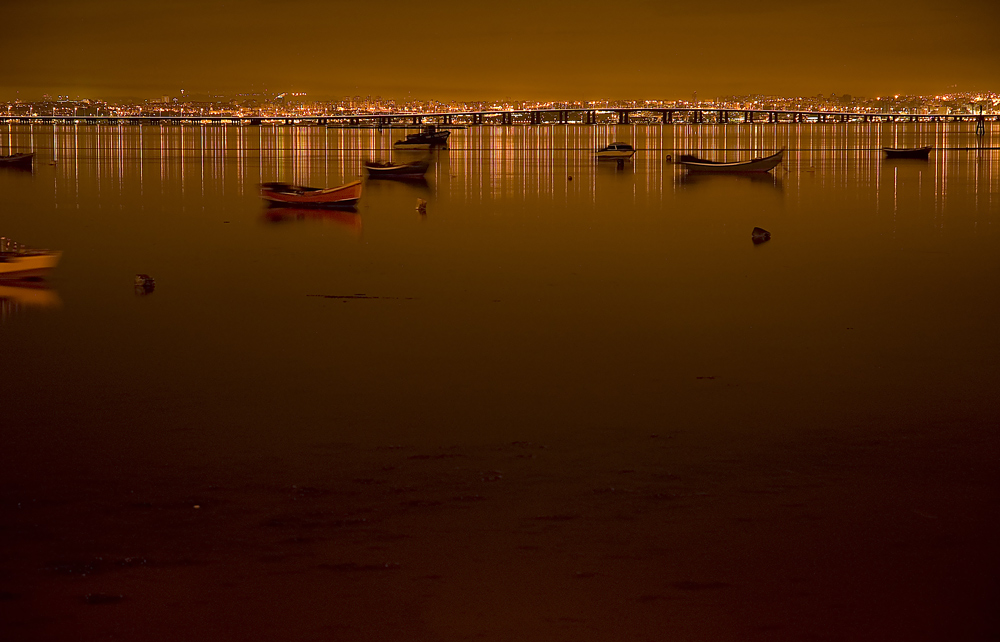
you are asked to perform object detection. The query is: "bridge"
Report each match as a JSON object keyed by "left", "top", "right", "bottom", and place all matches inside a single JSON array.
[{"left": 0, "top": 107, "right": 994, "bottom": 127}]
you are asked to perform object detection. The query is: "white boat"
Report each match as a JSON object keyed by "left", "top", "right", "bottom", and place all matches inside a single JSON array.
[
  {"left": 678, "top": 150, "right": 783, "bottom": 173},
  {"left": 596, "top": 142, "right": 636, "bottom": 160},
  {"left": 0, "top": 250, "right": 62, "bottom": 279},
  {"left": 0, "top": 237, "right": 61, "bottom": 279}
]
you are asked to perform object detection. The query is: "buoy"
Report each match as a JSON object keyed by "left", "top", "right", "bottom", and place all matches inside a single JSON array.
[
  {"left": 751, "top": 227, "right": 771, "bottom": 244},
  {"left": 134, "top": 274, "right": 156, "bottom": 293},
  {"left": 416, "top": 198, "right": 427, "bottom": 214}
]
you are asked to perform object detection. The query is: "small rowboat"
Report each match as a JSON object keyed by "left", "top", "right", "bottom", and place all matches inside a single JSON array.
[
  {"left": 679, "top": 149, "right": 783, "bottom": 173},
  {"left": 260, "top": 180, "right": 362, "bottom": 208},
  {"left": 596, "top": 142, "right": 636, "bottom": 160},
  {"left": 883, "top": 146, "right": 932, "bottom": 159},
  {"left": 0, "top": 249, "right": 62, "bottom": 280},
  {"left": 364, "top": 158, "right": 429, "bottom": 179},
  {"left": 0, "top": 153, "right": 34, "bottom": 168}
]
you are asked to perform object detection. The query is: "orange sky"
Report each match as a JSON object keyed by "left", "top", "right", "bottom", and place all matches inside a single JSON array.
[{"left": 2, "top": 0, "right": 998, "bottom": 101}]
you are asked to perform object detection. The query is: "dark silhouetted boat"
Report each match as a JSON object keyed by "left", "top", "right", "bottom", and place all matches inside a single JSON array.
[
  {"left": 364, "top": 158, "right": 430, "bottom": 179},
  {"left": 0, "top": 153, "right": 34, "bottom": 168},
  {"left": 260, "top": 180, "right": 362, "bottom": 208},
  {"left": 596, "top": 142, "right": 636, "bottom": 160},
  {"left": 679, "top": 149, "right": 783, "bottom": 173},
  {"left": 393, "top": 125, "right": 450, "bottom": 149},
  {"left": 883, "top": 146, "right": 932, "bottom": 159}
]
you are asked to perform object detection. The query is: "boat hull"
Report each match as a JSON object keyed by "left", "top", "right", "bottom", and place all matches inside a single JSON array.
[
  {"left": 883, "top": 146, "right": 932, "bottom": 159},
  {"left": 393, "top": 128, "right": 450, "bottom": 150},
  {"left": 364, "top": 160, "right": 429, "bottom": 178},
  {"left": 596, "top": 150, "right": 636, "bottom": 160},
  {"left": 260, "top": 180, "right": 362, "bottom": 208},
  {"left": 680, "top": 150, "right": 783, "bottom": 173},
  {"left": 0, "top": 251, "right": 62, "bottom": 279},
  {"left": 0, "top": 153, "right": 34, "bottom": 168}
]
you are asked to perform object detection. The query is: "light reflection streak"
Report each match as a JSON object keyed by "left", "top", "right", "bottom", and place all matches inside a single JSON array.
[{"left": 0, "top": 122, "right": 995, "bottom": 237}]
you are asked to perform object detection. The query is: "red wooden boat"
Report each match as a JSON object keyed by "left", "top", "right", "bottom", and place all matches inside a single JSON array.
[{"left": 260, "top": 180, "right": 362, "bottom": 208}]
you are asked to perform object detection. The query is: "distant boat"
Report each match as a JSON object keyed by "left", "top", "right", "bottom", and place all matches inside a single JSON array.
[
  {"left": 0, "top": 240, "right": 61, "bottom": 280},
  {"left": 883, "top": 146, "right": 932, "bottom": 159},
  {"left": 0, "top": 153, "right": 34, "bottom": 168},
  {"left": 678, "top": 149, "right": 783, "bottom": 173},
  {"left": 596, "top": 142, "right": 636, "bottom": 160},
  {"left": 393, "top": 125, "right": 450, "bottom": 149},
  {"left": 364, "top": 158, "right": 430, "bottom": 179},
  {"left": 260, "top": 180, "right": 362, "bottom": 208}
]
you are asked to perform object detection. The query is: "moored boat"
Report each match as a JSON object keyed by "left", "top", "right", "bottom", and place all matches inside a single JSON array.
[
  {"left": 260, "top": 180, "right": 362, "bottom": 208},
  {"left": 883, "top": 146, "right": 932, "bottom": 159},
  {"left": 596, "top": 142, "right": 636, "bottom": 160},
  {"left": 0, "top": 153, "right": 34, "bottom": 168},
  {"left": 678, "top": 149, "right": 783, "bottom": 173},
  {"left": 0, "top": 238, "right": 61, "bottom": 280},
  {"left": 364, "top": 158, "right": 430, "bottom": 179},
  {"left": 393, "top": 125, "right": 450, "bottom": 149}
]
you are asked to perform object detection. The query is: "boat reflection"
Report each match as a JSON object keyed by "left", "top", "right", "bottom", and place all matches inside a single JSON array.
[
  {"left": 679, "top": 171, "right": 783, "bottom": 190},
  {"left": 261, "top": 207, "right": 363, "bottom": 234},
  {"left": 0, "top": 282, "right": 62, "bottom": 321}
]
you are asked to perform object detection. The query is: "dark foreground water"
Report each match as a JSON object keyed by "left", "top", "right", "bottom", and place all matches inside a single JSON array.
[{"left": 1, "top": 123, "right": 998, "bottom": 640}]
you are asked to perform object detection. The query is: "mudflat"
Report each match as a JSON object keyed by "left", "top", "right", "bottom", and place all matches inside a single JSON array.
[{"left": 2, "top": 417, "right": 997, "bottom": 641}]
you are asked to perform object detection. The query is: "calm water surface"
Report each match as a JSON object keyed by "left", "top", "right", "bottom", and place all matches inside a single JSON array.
[
  {"left": 1, "top": 123, "right": 998, "bottom": 453},
  {"left": 2, "top": 123, "right": 999, "bottom": 640}
]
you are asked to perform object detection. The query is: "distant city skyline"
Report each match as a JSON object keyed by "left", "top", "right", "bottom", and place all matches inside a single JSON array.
[{"left": 1, "top": 0, "right": 998, "bottom": 103}]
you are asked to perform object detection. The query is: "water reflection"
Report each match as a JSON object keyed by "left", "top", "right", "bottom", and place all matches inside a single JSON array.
[
  {"left": 0, "top": 282, "right": 61, "bottom": 322},
  {"left": 261, "top": 207, "right": 363, "bottom": 235},
  {"left": 679, "top": 171, "right": 784, "bottom": 191}
]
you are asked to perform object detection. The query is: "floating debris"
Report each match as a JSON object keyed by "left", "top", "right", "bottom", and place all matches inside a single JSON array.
[
  {"left": 134, "top": 274, "right": 155, "bottom": 294},
  {"left": 751, "top": 227, "right": 771, "bottom": 244},
  {"left": 416, "top": 198, "right": 427, "bottom": 213}
]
